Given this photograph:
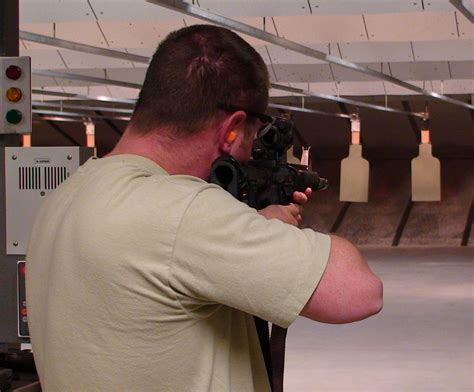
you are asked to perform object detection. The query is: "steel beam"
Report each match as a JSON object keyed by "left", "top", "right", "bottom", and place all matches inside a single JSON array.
[
  {"left": 32, "top": 70, "right": 142, "bottom": 89},
  {"left": 32, "top": 89, "right": 136, "bottom": 105},
  {"left": 269, "top": 103, "right": 351, "bottom": 119},
  {"left": 33, "top": 109, "right": 131, "bottom": 121},
  {"left": 272, "top": 83, "right": 426, "bottom": 118},
  {"left": 148, "top": 0, "right": 474, "bottom": 111},
  {"left": 20, "top": 31, "right": 150, "bottom": 64},
  {"left": 33, "top": 101, "right": 133, "bottom": 114}
]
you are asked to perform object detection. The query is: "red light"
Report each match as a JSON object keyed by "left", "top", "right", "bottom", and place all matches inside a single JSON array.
[
  {"left": 20, "top": 264, "right": 26, "bottom": 275},
  {"left": 6, "top": 65, "right": 22, "bottom": 80}
]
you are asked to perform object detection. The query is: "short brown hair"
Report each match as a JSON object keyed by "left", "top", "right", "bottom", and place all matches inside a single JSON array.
[{"left": 130, "top": 25, "right": 269, "bottom": 135}]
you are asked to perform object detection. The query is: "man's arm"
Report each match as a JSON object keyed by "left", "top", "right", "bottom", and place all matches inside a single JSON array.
[
  {"left": 259, "top": 189, "right": 383, "bottom": 324},
  {"left": 301, "top": 235, "right": 383, "bottom": 323}
]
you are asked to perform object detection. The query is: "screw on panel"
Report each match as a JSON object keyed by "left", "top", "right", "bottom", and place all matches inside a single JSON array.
[
  {"left": 40, "top": 191, "right": 45, "bottom": 197},
  {"left": 13, "top": 242, "right": 18, "bottom": 247},
  {"left": 12, "top": 155, "right": 17, "bottom": 160},
  {"left": 67, "top": 155, "right": 72, "bottom": 160}
]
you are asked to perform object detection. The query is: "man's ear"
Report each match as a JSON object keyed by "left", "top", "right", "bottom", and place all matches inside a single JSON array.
[{"left": 218, "top": 111, "right": 247, "bottom": 154}]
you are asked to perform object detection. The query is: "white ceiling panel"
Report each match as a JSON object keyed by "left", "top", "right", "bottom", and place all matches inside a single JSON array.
[
  {"left": 309, "top": 81, "right": 339, "bottom": 95},
  {"left": 338, "top": 81, "right": 386, "bottom": 96},
  {"left": 197, "top": 0, "right": 311, "bottom": 17},
  {"left": 449, "top": 61, "right": 474, "bottom": 79},
  {"left": 19, "top": 48, "right": 65, "bottom": 69},
  {"left": 432, "top": 79, "right": 474, "bottom": 94},
  {"left": 20, "top": 0, "right": 96, "bottom": 23},
  {"left": 90, "top": 0, "right": 185, "bottom": 21},
  {"left": 331, "top": 63, "right": 384, "bottom": 82},
  {"left": 339, "top": 42, "right": 414, "bottom": 62},
  {"left": 273, "top": 15, "right": 368, "bottom": 44},
  {"left": 308, "top": 0, "right": 422, "bottom": 14},
  {"left": 272, "top": 64, "right": 333, "bottom": 83},
  {"left": 457, "top": 11, "right": 474, "bottom": 39},
  {"left": 105, "top": 86, "right": 140, "bottom": 99},
  {"left": 390, "top": 62, "right": 451, "bottom": 80},
  {"left": 384, "top": 80, "right": 425, "bottom": 95},
  {"left": 423, "top": 0, "right": 456, "bottom": 12},
  {"left": 364, "top": 12, "right": 458, "bottom": 41},
  {"left": 234, "top": 17, "right": 278, "bottom": 46},
  {"left": 55, "top": 22, "right": 108, "bottom": 46},
  {"left": 21, "top": 23, "right": 55, "bottom": 49},
  {"left": 58, "top": 49, "right": 134, "bottom": 69},
  {"left": 99, "top": 20, "right": 184, "bottom": 48},
  {"left": 265, "top": 44, "right": 330, "bottom": 65},
  {"left": 413, "top": 40, "right": 474, "bottom": 61},
  {"left": 63, "top": 86, "right": 113, "bottom": 97},
  {"left": 31, "top": 75, "right": 59, "bottom": 88},
  {"left": 106, "top": 68, "right": 147, "bottom": 85}
]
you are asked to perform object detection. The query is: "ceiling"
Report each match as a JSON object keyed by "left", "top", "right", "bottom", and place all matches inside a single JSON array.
[
  {"left": 21, "top": 0, "right": 473, "bottom": 100},
  {"left": 13, "top": 0, "right": 474, "bottom": 159}
]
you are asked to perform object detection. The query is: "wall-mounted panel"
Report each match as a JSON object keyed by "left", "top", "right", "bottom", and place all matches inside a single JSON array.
[
  {"left": 273, "top": 15, "right": 368, "bottom": 44},
  {"left": 390, "top": 62, "right": 451, "bottom": 81},
  {"left": 55, "top": 22, "right": 108, "bottom": 46},
  {"left": 413, "top": 40, "right": 474, "bottom": 61},
  {"left": 339, "top": 42, "right": 414, "bottom": 63},
  {"left": 364, "top": 12, "right": 458, "bottom": 41},
  {"left": 58, "top": 50, "right": 133, "bottom": 69},
  {"left": 198, "top": 0, "right": 311, "bottom": 17},
  {"left": 20, "top": 0, "right": 96, "bottom": 23},
  {"left": 309, "top": 0, "right": 422, "bottom": 14}
]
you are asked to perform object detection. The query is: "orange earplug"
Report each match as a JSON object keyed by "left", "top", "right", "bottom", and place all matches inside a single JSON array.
[{"left": 226, "top": 130, "right": 237, "bottom": 143}]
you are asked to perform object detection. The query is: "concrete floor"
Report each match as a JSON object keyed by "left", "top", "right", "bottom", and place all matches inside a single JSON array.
[{"left": 284, "top": 247, "right": 474, "bottom": 392}]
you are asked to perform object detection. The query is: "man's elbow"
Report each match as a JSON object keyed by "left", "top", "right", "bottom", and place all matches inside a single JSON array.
[{"left": 367, "top": 276, "right": 384, "bottom": 318}]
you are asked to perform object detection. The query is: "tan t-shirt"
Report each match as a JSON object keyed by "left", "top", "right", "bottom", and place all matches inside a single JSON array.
[{"left": 26, "top": 154, "right": 330, "bottom": 392}]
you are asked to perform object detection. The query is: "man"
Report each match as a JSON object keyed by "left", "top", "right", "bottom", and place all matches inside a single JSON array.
[{"left": 26, "top": 25, "right": 382, "bottom": 391}]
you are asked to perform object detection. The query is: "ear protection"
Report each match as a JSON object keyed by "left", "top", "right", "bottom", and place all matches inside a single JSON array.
[{"left": 226, "top": 130, "right": 238, "bottom": 143}]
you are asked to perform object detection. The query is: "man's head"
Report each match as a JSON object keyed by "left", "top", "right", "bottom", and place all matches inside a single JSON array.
[{"left": 130, "top": 24, "right": 270, "bottom": 139}]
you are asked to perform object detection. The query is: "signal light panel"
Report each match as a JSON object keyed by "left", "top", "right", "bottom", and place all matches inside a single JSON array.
[{"left": 1, "top": 57, "right": 31, "bottom": 135}]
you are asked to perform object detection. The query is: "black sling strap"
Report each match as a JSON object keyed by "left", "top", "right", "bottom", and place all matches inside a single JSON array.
[{"left": 254, "top": 317, "right": 287, "bottom": 392}]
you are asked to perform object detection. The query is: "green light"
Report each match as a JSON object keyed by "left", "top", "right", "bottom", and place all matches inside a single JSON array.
[{"left": 6, "top": 109, "right": 22, "bottom": 124}]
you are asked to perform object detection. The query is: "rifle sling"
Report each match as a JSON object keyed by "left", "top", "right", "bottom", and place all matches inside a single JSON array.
[{"left": 254, "top": 316, "right": 288, "bottom": 392}]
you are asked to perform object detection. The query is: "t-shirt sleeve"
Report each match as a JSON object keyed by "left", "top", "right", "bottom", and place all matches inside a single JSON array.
[{"left": 169, "top": 185, "right": 331, "bottom": 328}]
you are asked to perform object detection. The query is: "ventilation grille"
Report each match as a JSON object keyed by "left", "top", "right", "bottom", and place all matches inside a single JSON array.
[{"left": 18, "top": 166, "right": 68, "bottom": 190}]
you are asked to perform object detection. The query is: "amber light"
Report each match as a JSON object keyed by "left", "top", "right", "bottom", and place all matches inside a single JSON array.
[{"left": 6, "top": 87, "right": 22, "bottom": 102}]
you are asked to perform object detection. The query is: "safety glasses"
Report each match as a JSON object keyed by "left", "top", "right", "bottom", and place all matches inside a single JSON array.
[{"left": 218, "top": 104, "right": 274, "bottom": 139}]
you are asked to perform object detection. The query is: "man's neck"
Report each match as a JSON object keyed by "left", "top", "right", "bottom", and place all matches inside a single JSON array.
[{"left": 108, "top": 126, "right": 219, "bottom": 180}]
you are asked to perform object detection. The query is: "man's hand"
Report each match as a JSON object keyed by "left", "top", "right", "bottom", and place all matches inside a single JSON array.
[{"left": 258, "top": 188, "right": 312, "bottom": 227}]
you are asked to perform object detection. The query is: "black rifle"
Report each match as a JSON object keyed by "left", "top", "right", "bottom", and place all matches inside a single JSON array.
[
  {"left": 209, "top": 116, "right": 328, "bottom": 392},
  {"left": 210, "top": 116, "right": 328, "bottom": 209}
]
